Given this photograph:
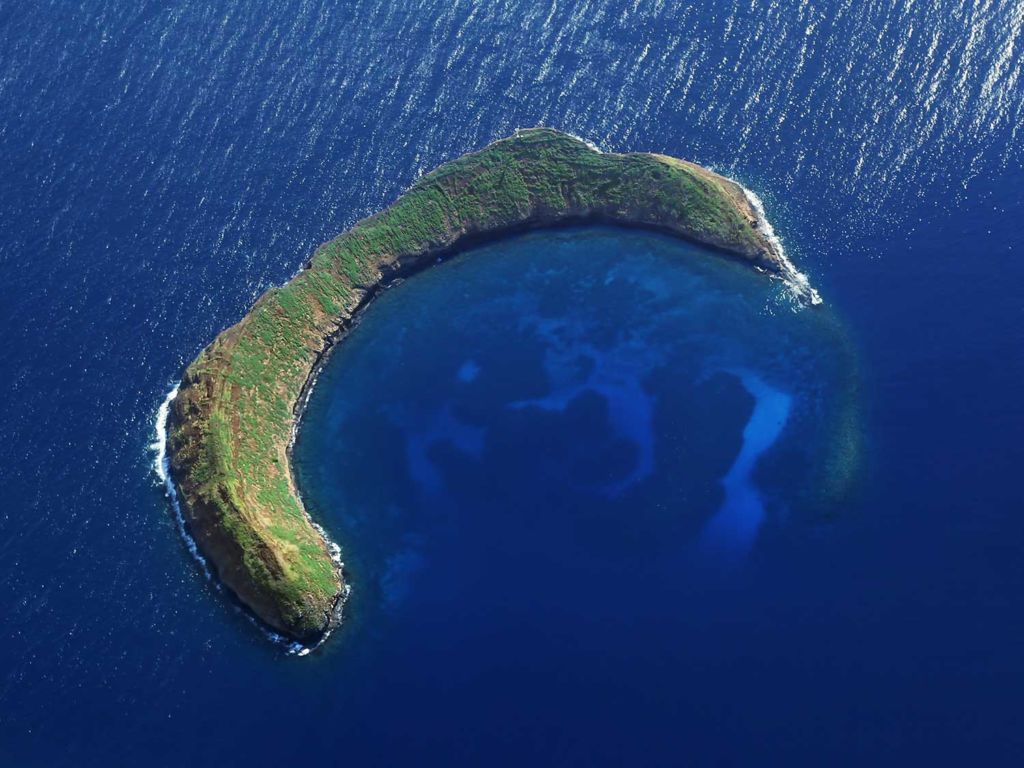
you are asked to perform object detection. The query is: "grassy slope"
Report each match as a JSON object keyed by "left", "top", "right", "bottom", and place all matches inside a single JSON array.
[{"left": 168, "top": 128, "right": 780, "bottom": 640}]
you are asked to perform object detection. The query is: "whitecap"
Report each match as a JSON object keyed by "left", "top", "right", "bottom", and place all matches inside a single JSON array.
[{"left": 151, "top": 384, "right": 345, "bottom": 658}]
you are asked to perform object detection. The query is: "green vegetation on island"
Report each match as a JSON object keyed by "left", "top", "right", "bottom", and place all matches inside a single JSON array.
[{"left": 168, "top": 128, "right": 792, "bottom": 642}]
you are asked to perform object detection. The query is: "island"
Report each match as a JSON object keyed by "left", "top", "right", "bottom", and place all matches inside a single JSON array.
[{"left": 167, "top": 128, "right": 806, "bottom": 643}]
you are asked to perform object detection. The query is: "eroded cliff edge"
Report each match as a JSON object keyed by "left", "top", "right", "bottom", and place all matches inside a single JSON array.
[{"left": 167, "top": 128, "right": 794, "bottom": 642}]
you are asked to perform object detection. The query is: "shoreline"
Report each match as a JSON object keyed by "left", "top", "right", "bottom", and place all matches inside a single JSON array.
[
  {"left": 156, "top": 384, "right": 344, "bottom": 656},
  {"left": 283, "top": 221, "right": 811, "bottom": 650},
  {"left": 286, "top": 212, "right": 812, "bottom": 441},
  {"left": 165, "top": 128, "right": 812, "bottom": 643}
]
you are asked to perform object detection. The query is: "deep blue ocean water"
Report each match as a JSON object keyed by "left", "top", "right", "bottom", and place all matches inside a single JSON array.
[{"left": 1, "top": 1, "right": 1022, "bottom": 765}]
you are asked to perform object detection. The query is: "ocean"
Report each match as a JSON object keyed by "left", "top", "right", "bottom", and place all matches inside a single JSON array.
[{"left": 1, "top": 1, "right": 1022, "bottom": 765}]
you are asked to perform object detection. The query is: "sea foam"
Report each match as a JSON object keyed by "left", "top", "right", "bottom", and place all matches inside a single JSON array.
[
  {"left": 738, "top": 184, "right": 823, "bottom": 308},
  {"left": 151, "top": 385, "right": 334, "bottom": 657},
  {"left": 151, "top": 385, "right": 211, "bottom": 580}
]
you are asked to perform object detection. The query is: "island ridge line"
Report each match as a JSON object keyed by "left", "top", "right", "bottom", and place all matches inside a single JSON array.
[{"left": 167, "top": 128, "right": 795, "bottom": 643}]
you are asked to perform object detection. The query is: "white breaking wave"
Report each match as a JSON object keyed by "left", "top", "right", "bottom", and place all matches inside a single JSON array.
[
  {"left": 738, "top": 183, "right": 823, "bottom": 308},
  {"left": 151, "top": 385, "right": 211, "bottom": 580},
  {"left": 151, "top": 384, "right": 341, "bottom": 657},
  {"left": 565, "top": 131, "right": 605, "bottom": 153},
  {"left": 520, "top": 125, "right": 605, "bottom": 154}
]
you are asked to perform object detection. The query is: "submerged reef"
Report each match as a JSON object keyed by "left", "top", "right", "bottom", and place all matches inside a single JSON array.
[{"left": 167, "top": 128, "right": 803, "bottom": 642}]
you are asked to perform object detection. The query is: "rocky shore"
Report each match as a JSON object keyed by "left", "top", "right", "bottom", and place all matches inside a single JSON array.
[{"left": 167, "top": 128, "right": 794, "bottom": 642}]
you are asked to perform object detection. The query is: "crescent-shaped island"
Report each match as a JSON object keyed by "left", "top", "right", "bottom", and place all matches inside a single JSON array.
[{"left": 167, "top": 128, "right": 810, "bottom": 643}]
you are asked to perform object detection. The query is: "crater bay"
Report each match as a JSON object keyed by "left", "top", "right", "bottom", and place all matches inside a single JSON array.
[
  {"left": 296, "top": 224, "right": 860, "bottom": 655},
  {"left": 166, "top": 129, "right": 831, "bottom": 644}
]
